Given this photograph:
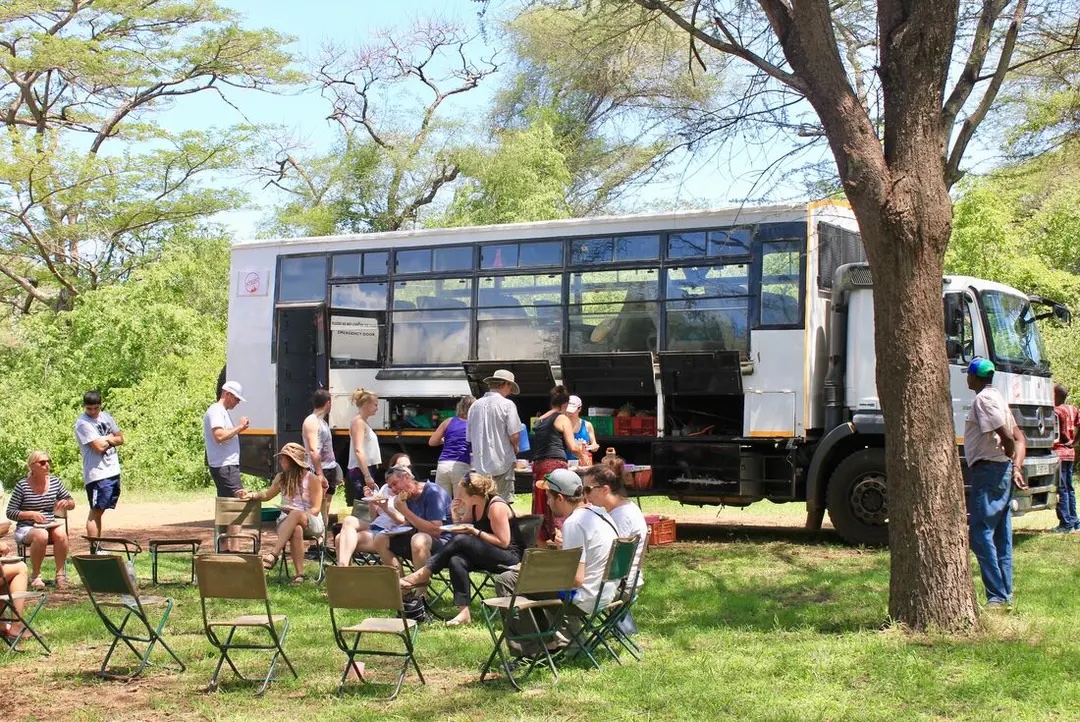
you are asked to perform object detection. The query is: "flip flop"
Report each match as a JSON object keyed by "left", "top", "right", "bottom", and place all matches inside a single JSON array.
[{"left": 290, "top": 574, "right": 305, "bottom": 584}]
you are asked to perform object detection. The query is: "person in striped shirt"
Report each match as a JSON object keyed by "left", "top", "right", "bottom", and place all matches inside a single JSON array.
[{"left": 5, "top": 451, "right": 75, "bottom": 590}]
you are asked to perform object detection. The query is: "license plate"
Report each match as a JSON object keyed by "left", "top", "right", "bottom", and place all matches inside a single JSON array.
[{"left": 1033, "top": 463, "right": 1051, "bottom": 477}]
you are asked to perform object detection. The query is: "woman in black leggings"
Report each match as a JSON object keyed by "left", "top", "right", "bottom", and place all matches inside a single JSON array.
[{"left": 400, "top": 473, "right": 523, "bottom": 626}]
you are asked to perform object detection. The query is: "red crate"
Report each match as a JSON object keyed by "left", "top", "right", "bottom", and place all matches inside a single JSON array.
[
  {"left": 624, "top": 466, "right": 653, "bottom": 490},
  {"left": 614, "top": 416, "right": 657, "bottom": 437},
  {"left": 644, "top": 515, "right": 676, "bottom": 546}
]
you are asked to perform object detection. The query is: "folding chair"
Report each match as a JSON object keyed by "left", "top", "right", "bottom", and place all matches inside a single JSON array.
[
  {"left": 325, "top": 565, "right": 425, "bottom": 700},
  {"left": 17, "top": 507, "right": 68, "bottom": 576},
  {"left": 196, "top": 554, "right": 297, "bottom": 695},
  {"left": 607, "top": 537, "right": 647, "bottom": 662},
  {"left": 560, "top": 536, "right": 639, "bottom": 669},
  {"left": 213, "top": 498, "right": 262, "bottom": 554},
  {"left": 85, "top": 536, "right": 142, "bottom": 562},
  {"left": 468, "top": 514, "right": 543, "bottom": 605},
  {"left": 72, "top": 554, "right": 184, "bottom": 679},
  {"left": 479, "top": 547, "right": 581, "bottom": 691},
  {"left": 0, "top": 556, "right": 49, "bottom": 655}
]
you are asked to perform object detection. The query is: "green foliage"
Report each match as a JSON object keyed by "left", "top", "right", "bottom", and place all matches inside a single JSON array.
[{"left": 0, "top": 232, "right": 227, "bottom": 490}]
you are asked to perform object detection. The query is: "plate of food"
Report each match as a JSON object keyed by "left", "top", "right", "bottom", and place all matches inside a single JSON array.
[
  {"left": 440, "top": 523, "right": 473, "bottom": 533},
  {"left": 0, "top": 555, "right": 22, "bottom": 565},
  {"left": 362, "top": 494, "right": 390, "bottom": 503}
]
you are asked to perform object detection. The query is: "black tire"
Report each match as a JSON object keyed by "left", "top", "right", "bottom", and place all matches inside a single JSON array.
[{"left": 826, "top": 448, "right": 889, "bottom": 546}]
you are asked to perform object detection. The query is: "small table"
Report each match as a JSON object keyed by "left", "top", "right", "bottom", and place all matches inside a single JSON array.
[
  {"left": 85, "top": 536, "right": 142, "bottom": 562},
  {"left": 148, "top": 539, "right": 200, "bottom": 585}
]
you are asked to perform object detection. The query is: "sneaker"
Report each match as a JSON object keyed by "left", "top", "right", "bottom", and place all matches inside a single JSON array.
[
  {"left": 984, "top": 600, "right": 1008, "bottom": 613},
  {"left": 305, "top": 546, "right": 321, "bottom": 561},
  {"left": 1051, "top": 525, "right": 1073, "bottom": 533}
]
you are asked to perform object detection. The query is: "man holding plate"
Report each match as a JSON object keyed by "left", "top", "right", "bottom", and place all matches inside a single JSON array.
[{"left": 372, "top": 465, "right": 452, "bottom": 573}]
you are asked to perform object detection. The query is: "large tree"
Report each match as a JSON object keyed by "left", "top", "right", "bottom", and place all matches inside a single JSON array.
[
  {"left": 510, "top": 0, "right": 1078, "bottom": 631},
  {"left": 0, "top": 0, "right": 297, "bottom": 312}
]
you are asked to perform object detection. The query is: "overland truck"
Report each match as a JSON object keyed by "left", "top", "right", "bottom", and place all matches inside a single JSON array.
[{"left": 224, "top": 201, "right": 1069, "bottom": 545}]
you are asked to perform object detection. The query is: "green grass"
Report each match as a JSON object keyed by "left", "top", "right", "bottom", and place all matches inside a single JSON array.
[{"left": 4, "top": 529, "right": 1079, "bottom": 721}]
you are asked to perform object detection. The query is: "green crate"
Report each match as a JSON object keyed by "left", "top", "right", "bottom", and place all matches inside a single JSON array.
[
  {"left": 437, "top": 409, "right": 456, "bottom": 422},
  {"left": 587, "top": 416, "right": 614, "bottom": 437}
]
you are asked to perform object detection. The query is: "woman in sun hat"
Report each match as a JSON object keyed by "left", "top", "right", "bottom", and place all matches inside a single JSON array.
[{"left": 238, "top": 442, "right": 325, "bottom": 583}]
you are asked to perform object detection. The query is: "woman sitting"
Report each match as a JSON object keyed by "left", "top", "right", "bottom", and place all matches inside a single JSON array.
[
  {"left": 4, "top": 451, "right": 74, "bottom": 590},
  {"left": 335, "top": 454, "right": 409, "bottom": 567},
  {"left": 399, "top": 473, "right": 524, "bottom": 626},
  {"left": 238, "top": 442, "right": 324, "bottom": 582},
  {"left": 1, "top": 537, "right": 31, "bottom": 643}
]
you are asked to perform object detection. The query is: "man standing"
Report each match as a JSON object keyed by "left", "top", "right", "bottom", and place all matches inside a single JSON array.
[
  {"left": 203, "top": 381, "right": 249, "bottom": 498},
  {"left": 303, "top": 389, "right": 341, "bottom": 497},
  {"left": 1052, "top": 383, "right": 1079, "bottom": 533},
  {"left": 467, "top": 369, "right": 522, "bottom": 502},
  {"left": 964, "top": 357, "right": 1026, "bottom": 609},
  {"left": 75, "top": 390, "right": 124, "bottom": 538}
]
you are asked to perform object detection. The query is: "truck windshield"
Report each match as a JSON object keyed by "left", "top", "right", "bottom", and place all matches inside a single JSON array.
[{"left": 981, "top": 290, "right": 1050, "bottom": 375}]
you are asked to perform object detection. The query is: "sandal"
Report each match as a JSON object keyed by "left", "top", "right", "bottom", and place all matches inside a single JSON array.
[
  {"left": 261, "top": 553, "right": 278, "bottom": 570},
  {"left": 55, "top": 573, "right": 67, "bottom": 590},
  {"left": 29, "top": 575, "right": 45, "bottom": 590},
  {"left": 290, "top": 574, "right": 305, "bottom": 584}
]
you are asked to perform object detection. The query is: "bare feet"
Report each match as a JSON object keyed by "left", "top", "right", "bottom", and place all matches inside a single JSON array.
[{"left": 445, "top": 610, "right": 472, "bottom": 627}]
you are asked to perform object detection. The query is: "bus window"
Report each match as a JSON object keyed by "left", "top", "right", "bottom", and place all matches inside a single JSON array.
[
  {"left": 665, "top": 264, "right": 750, "bottom": 355},
  {"left": 481, "top": 241, "right": 562, "bottom": 269},
  {"left": 477, "top": 274, "right": 563, "bottom": 364},
  {"left": 568, "top": 269, "right": 659, "bottom": 353},
  {"left": 330, "top": 314, "right": 383, "bottom": 367},
  {"left": 277, "top": 255, "right": 327, "bottom": 303},
  {"left": 570, "top": 235, "right": 659, "bottom": 264},
  {"left": 391, "top": 278, "right": 471, "bottom": 365},
  {"left": 330, "top": 282, "right": 387, "bottom": 311},
  {"left": 759, "top": 240, "right": 803, "bottom": 326}
]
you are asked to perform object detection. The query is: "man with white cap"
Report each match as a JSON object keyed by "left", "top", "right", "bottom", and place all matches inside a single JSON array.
[
  {"left": 203, "top": 380, "right": 250, "bottom": 498},
  {"left": 467, "top": 369, "right": 523, "bottom": 502}
]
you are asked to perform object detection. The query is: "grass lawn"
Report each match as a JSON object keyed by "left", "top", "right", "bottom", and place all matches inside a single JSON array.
[{"left": 3, "top": 518, "right": 1078, "bottom": 722}]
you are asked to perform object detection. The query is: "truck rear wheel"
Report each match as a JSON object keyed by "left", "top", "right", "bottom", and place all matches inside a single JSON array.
[{"left": 826, "top": 448, "right": 889, "bottom": 546}]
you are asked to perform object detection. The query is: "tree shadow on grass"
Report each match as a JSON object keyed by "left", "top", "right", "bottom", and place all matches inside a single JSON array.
[{"left": 639, "top": 542, "right": 890, "bottom": 637}]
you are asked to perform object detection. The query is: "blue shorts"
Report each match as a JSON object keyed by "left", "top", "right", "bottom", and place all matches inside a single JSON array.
[{"left": 86, "top": 476, "right": 121, "bottom": 510}]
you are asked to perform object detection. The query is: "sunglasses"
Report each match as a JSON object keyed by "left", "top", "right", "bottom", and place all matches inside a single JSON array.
[
  {"left": 582, "top": 485, "right": 597, "bottom": 493},
  {"left": 36, "top": 459, "right": 52, "bottom": 466}
]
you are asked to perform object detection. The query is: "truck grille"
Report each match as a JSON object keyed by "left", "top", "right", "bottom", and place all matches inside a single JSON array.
[{"left": 1012, "top": 405, "right": 1056, "bottom": 449}]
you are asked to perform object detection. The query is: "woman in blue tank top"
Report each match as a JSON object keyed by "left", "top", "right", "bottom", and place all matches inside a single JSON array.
[
  {"left": 565, "top": 394, "right": 599, "bottom": 460},
  {"left": 430, "top": 396, "right": 474, "bottom": 496}
]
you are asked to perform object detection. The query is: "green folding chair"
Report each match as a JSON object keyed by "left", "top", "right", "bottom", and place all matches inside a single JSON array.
[
  {"left": 607, "top": 536, "right": 647, "bottom": 661},
  {"left": 72, "top": 554, "right": 184, "bottom": 679},
  {"left": 560, "top": 536, "right": 639, "bottom": 668},
  {"left": 196, "top": 554, "right": 297, "bottom": 695},
  {"left": 0, "top": 556, "right": 48, "bottom": 655},
  {"left": 478, "top": 547, "right": 581, "bottom": 691},
  {"left": 325, "top": 565, "right": 425, "bottom": 700}
]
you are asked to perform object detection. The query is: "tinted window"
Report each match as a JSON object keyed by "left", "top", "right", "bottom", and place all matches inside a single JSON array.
[
  {"left": 568, "top": 268, "right": 659, "bottom": 354},
  {"left": 571, "top": 237, "right": 613, "bottom": 264},
  {"left": 614, "top": 235, "right": 659, "bottom": 261},
  {"left": 666, "top": 298, "right": 749, "bottom": 355},
  {"left": 395, "top": 249, "right": 431, "bottom": 274},
  {"left": 277, "top": 255, "right": 327, "bottom": 303},
  {"left": 709, "top": 228, "right": 752, "bottom": 256},
  {"left": 434, "top": 246, "right": 473, "bottom": 271},
  {"left": 519, "top": 241, "right": 563, "bottom": 266},
  {"left": 392, "top": 308, "right": 469, "bottom": 365},
  {"left": 331, "top": 253, "right": 361, "bottom": 278},
  {"left": 759, "top": 241, "right": 802, "bottom": 326},
  {"left": 481, "top": 244, "right": 519, "bottom": 270},
  {"left": 668, "top": 232, "right": 707, "bottom": 259},
  {"left": 665, "top": 265, "right": 749, "bottom": 299},
  {"left": 331, "top": 282, "right": 388, "bottom": 311},
  {"left": 364, "top": 251, "right": 389, "bottom": 276},
  {"left": 477, "top": 273, "right": 563, "bottom": 308}
]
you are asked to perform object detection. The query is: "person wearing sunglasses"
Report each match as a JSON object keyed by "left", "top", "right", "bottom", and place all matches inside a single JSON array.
[{"left": 5, "top": 451, "right": 75, "bottom": 590}]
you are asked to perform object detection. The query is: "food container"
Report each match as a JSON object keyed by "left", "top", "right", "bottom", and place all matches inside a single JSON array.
[
  {"left": 588, "top": 407, "right": 616, "bottom": 417},
  {"left": 644, "top": 514, "right": 676, "bottom": 546},
  {"left": 624, "top": 464, "right": 653, "bottom": 490}
]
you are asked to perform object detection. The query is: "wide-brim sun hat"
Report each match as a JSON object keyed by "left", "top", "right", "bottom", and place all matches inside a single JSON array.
[
  {"left": 276, "top": 442, "right": 307, "bottom": 467},
  {"left": 482, "top": 369, "right": 520, "bottom": 395}
]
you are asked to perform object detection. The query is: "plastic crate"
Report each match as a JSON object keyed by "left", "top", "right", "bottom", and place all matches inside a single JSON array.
[
  {"left": 614, "top": 416, "right": 657, "bottom": 437},
  {"left": 644, "top": 515, "right": 676, "bottom": 546},
  {"left": 437, "top": 409, "right": 456, "bottom": 422},
  {"left": 624, "top": 465, "right": 653, "bottom": 490},
  {"left": 587, "top": 416, "right": 614, "bottom": 437}
]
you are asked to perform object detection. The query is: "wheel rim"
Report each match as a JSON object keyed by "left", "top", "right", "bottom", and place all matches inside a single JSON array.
[{"left": 849, "top": 473, "right": 888, "bottom": 526}]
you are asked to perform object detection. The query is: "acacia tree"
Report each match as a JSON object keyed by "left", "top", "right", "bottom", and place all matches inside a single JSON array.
[
  {"left": 513, "top": 0, "right": 1079, "bottom": 631},
  {"left": 0, "top": 0, "right": 297, "bottom": 312}
]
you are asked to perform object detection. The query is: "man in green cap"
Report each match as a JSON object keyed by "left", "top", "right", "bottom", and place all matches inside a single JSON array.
[{"left": 964, "top": 357, "right": 1026, "bottom": 609}]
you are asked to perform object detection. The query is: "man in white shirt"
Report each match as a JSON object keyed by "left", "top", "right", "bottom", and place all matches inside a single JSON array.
[
  {"left": 964, "top": 357, "right": 1026, "bottom": 609},
  {"left": 75, "top": 390, "right": 124, "bottom": 538},
  {"left": 203, "top": 381, "right": 249, "bottom": 498},
  {"left": 467, "top": 369, "right": 522, "bottom": 502}
]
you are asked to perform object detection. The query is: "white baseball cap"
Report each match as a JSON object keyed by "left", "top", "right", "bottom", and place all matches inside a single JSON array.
[
  {"left": 566, "top": 395, "right": 582, "bottom": 413},
  {"left": 221, "top": 380, "right": 246, "bottom": 402}
]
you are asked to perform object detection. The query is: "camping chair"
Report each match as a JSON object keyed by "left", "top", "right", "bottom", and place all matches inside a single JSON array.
[
  {"left": 278, "top": 498, "right": 331, "bottom": 584},
  {"left": 71, "top": 554, "right": 184, "bottom": 679},
  {"left": 17, "top": 507, "right": 68, "bottom": 577},
  {"left": 468, "top": 514, "right": 543, "bottom": 605},
  {"left": 213, "top": 498, "right": 262, "bottom": 554},
  {"left": 560, "top": 536, "right": 639, "bottom": 669},
  {"left": 85, "top": 536, "right": 142, "bottom": 562},
  {"left": 325, "top": 565, "right": 425, "bottom": 700},
  {"left": 478, "top": 547, "right": 581, "bottom": 691},
  {"left": 195, "top": 554, "right": 297, "bottom": 695},
  {"left": 0, "top": 556, "right": 49, "bottom": 655},
  {"left": 607, "top": 537, "right": 647, "bottom": 662}
]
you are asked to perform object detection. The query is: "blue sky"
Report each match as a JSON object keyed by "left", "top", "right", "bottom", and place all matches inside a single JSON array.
[{"left": 164, "top": 0, "right": 833, "bottom": 238}]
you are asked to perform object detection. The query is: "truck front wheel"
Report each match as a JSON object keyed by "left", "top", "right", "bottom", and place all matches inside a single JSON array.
[{"left": 826, "top": 448, "right": 889, "bottom": 546}]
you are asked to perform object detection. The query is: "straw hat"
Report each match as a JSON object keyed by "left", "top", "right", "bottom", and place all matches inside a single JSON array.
[
  {"left": 483, "top": 369, "right": 520, "bottom": 395},
  {"left": 276, "top": 442, "right": 308, "bottom": 467}
]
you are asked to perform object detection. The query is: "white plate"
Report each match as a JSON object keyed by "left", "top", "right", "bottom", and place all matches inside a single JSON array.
[
  {"left": 34, "top": 521, "right": 63, "bottom": 529},
  {"left": 361, "top": 495, "right": 390, "bottom": 503},
  {"left": 440, "top": 524, "right": 473, "bottom": 533}
]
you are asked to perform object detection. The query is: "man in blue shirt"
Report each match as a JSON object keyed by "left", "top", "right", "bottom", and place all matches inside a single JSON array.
[{"left": 373, "top": 465, "right": 452, "bottom": 573}]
